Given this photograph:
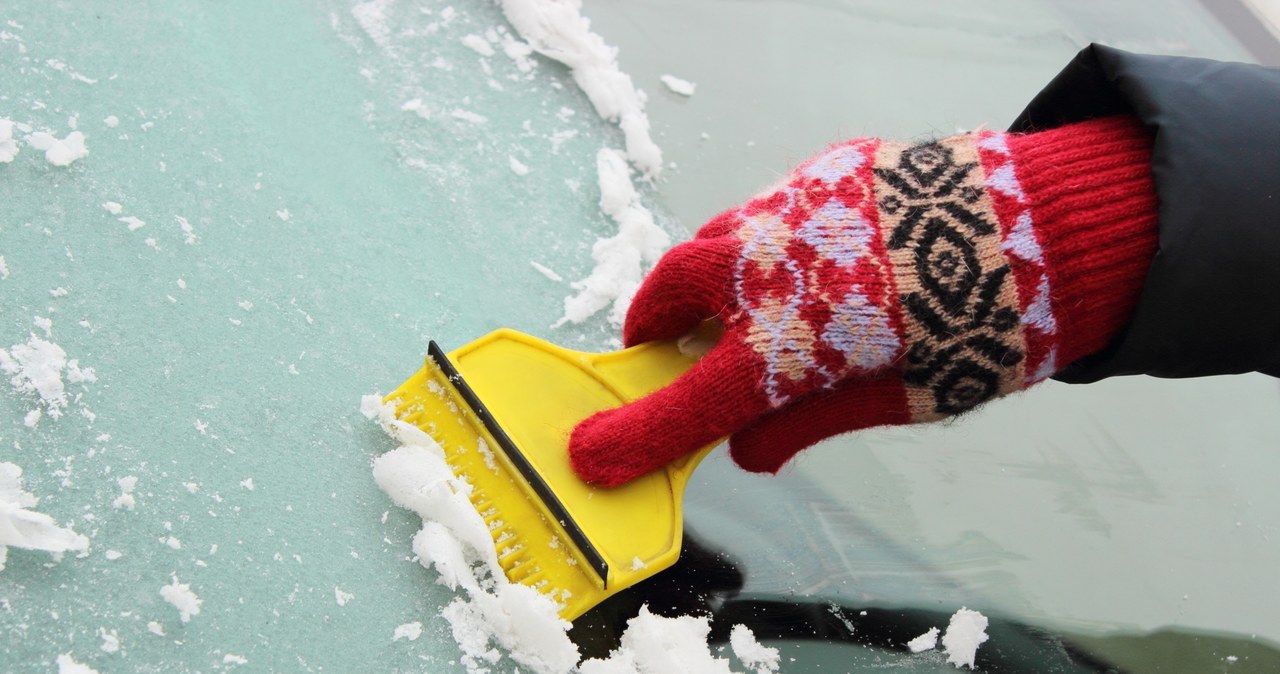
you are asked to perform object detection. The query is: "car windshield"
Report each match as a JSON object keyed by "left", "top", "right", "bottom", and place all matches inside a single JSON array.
[{"left": 0, "top": 1, "right": 1277, "bottom": 672}]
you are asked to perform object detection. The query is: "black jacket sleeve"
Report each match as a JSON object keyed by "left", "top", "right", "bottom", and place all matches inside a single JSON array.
[{"left": 1010, "top": 45, "right": 1280, "bottom": 382}]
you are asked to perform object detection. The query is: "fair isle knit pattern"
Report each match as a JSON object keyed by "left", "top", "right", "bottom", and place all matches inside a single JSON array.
[
  {"left": 731, "top": 134, "right": 1035, "bottom": 418},
  {"left": 976, "top": 131, "right": 1060, "bottom": 385},
  {"left": 872, "top": 137, "right": 1027, "bottom": 420},
  {"left": 733, "top": 138, "right": 902, "bottom": 406}
]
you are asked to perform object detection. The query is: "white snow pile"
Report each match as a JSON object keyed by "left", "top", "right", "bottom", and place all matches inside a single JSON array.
[
  {"left": 27, "top": 130, "right": 88, "bottom": 167},
  {"left": 906, "top": 626, "right": 939, "bottom": 653},
  {"left": 500, "top": 0, "right": 662, "bottom": 178},
  {"left": 941, "top": 608, "right": 989, "bottom": 669},
  {"left": 0, "top": 462, "right": 90, "bottom": 571},
  {"left": 161, "top": 574, "right": 202, "bottom": 623},
  {"left": 393, "top": 621, "right": 424, "bottom": 642},
  {"left": 0, "top": 329, "right": 97, "bottom": 427},
  {"left": 555, "top": 148, "right": 669, "bottom": 327},
  {"left": 659, "top": 74, "right": 696, "bottom": 97},
  {"left": 55, "top": 654, "right": 100, "bottom": 674},
  {"left": 0, "top": 119, "right": 19, "bottom": 162},
  {"left": 907, "top": 608, "right": 990, "bottom": 669},
  {"left": 728, "top": 624, "right": 780, "bottom": 674},
  {"left": 363, "top": 395, "right": 778, "bottom": 674}
]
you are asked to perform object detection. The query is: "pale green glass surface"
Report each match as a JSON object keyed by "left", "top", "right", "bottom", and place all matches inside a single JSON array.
[{"left": 1, "top": 1, "right": 1278, "bottom": 672}]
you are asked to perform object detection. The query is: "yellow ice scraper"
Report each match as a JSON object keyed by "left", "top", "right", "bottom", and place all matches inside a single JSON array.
[{"left": 384, "top": 329, "right": 719, "bottom": 621}]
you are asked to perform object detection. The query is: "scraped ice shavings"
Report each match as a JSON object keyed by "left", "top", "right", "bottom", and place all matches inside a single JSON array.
[
  {"left": 112, "top": 476, "right": 138, "bottom": 510},
  {"left": 27, "top": 130, "right": 88, "bottom": 166},
  {"left": 907, "top": 626, "right": 940, "bottom": 653},
  {"left": 393, "top": 621, "right": 424, "bottom": 641},
  {"left": 501, "top": 0, "right": 662, "bottom": 177},
  {"left": 364, "top": 396, "right": 775, "bottom": 673},
  {"left": 0, "top": 462, "right": 90, "bottom": 571},
  {"left": 659, "top": 74, "right": 696, "bottom": 97},
  {"left": 730, "top": 625, "right": 780, "bottom": 674},
  {"left": 555, "top": 148, "right": 669, "bottom": 327},
  {"left": 160, "top": 575, "right": 202, "bottom": 623},
  {"left": 0, "top": 119, "right": 19, "bottom": 162},
  {"left": 579, "top": 606, "right": 746, "bottom": 674},
  {"left": 942, "top": 608, "right": 989, "bottom": 669},
  {"left": 55, "top": 654, "right": 100, "bottom": 674},
  {"left": 1, "top": 330, "right": 96, "bottom": 425}
]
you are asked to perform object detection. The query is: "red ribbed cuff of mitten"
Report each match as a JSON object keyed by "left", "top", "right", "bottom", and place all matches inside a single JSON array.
[{"left": 1009, "top": 116, "right": 1158, "bottom": 367}]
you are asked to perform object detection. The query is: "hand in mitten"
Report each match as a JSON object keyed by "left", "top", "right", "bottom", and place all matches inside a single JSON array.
[{"left": 571, "top": 116, "right": 1157, "bottom": 486}]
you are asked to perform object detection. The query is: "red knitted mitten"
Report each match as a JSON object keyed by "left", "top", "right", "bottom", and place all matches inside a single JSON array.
[{"left": 571, "top": 116, "right": 1158, "bottom": 486}]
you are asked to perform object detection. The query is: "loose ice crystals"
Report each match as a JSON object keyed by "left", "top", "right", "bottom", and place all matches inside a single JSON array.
[
  {"left": 942, "top": 608, "right": 989, "bottom": 669},
  {"left": 0, "top": 119, "right": 19, "bottom": 162},
  {"left": 555, "top": 148, "right": 669, "bottom": 327},
  {"left": 907, "top": 626, "right": 940, "bottom": 653},
  {"left": 0, "top": 462, "right": 90, "bottom": 571},
  {"left": 27, "top": 130, "right": 88, "bottom": 166},
  {"left": 500, "top": 0, "right": 662, "bottom": 176},
  {"left": 160, "top": 575, "right": 202, "bottom": 623},
  {"left": 659, "top": 74, "right": 696, "bottom": 97},
  {"left": 1, "top": 330, "right": 96, "bottom": 424}
]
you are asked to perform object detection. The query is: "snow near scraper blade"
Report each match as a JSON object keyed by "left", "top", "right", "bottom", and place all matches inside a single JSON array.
[{"left": 384, "top": 329, "right": 717, "bottom": 620}]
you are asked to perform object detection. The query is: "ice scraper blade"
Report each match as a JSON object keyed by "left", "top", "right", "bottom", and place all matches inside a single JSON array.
[{"left": 384, "top": 329, "right": 718, "bottom": 620}]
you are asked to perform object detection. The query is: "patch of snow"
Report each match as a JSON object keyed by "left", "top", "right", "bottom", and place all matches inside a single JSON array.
[
  {"left": 580, "top": 606, "right": 737, "bottom": 673},
  {"left": 501, "top": 32, "right": 537, "bottom": 73},
  {"left": 942, "top": 608, "right": 989, "bottom": 669},
  {"left": 27, "top": 130, "right": 88, "bottom": 166},
  {"left": 0, "top": 330, "right": 95, "bottom": 422},
  {"left": 0, "top": 119, "right": 18, "bottom": 162},
  {"left": 659, "top": 74, "right": 696, "bottom": 97},
  {"left": 500, "top": 0, "right": 662, "bottom": 176},
  {"left": 462, "top": 34, "right": 496, "bottom": 57},
  {"left": 400, "top": 98, "right": 430, "bottom": 118},
  {"left": 555, "top": 148, "right": 669, "bottom": 327},
  {"left": 730, "top": 625, "right": 780, "bottom": 674},
  {"left": 352, "top": 0, "right": 394, "bottom": 48},
  {"left": 56, "top": 654, "right": 99, "bottom": 674},
  {"left": 509, "top": 155, "right": 530, "bottom": 176},
  {"left": 112, "top": 476, "right": 137, "bottom": 511},
  {"left": 175, "top": 215, "right": 198, "bottom": 244},
  {"left": 452, "top": 109, "right": 488, "bottom": 125},
  {"left": 160, "top": 575, "right": 202, "bottom": 623},
  {"left": 393, "top": 621, "right": 423, "bottom": 641},
  {"left": 223, "top": 654, "right": 248, "bottom": 666},
  {"left": 907, "top": 626, "right": 940, "bottom": 653},
  {"left": 101, "top": 201, "right": 123, "bottom": 215},
  {"left": 98, "top": 627, "right": 120, "bottom": 653},
  {"left": 118, "top": 216, "right": 145, "bottom": 231},
  {"left": 530, "top": 261, "right": 563, "bottom": 282},
  {"left": 0, "top": 256, "right": 8, "bottom": 280},
  {"left": 0, "top": 462, "right": 90, "bottom": 571},
  {"left": 103, "top": 115, "right": 119, "bottom": 128}
]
